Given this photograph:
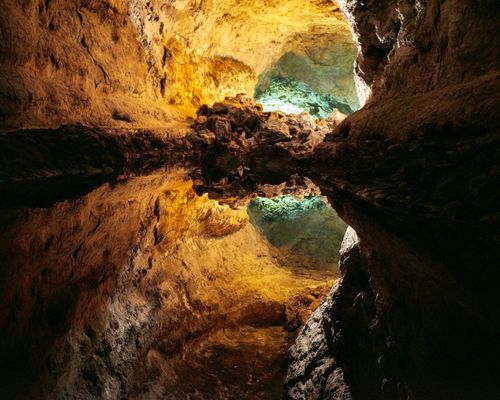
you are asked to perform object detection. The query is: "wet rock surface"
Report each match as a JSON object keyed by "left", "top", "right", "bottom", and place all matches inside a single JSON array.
[{"left": 187, "top": 94, "right": 346, "bottom": 205}]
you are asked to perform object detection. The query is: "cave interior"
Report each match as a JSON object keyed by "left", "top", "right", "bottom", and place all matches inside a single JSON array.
[{"left": 0, "top": 1, "right": 499, "bottom": 399}]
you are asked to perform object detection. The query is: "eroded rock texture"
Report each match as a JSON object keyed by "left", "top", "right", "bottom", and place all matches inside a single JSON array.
[
  {"left": 187, "top": 94, "right": 346, "bottom": 204},
  {"left": 248, "top": 196, "right": 347, "bottom": 263},
  {"left": 0, "top": 171, "right": 336, "bottom": 399},
  {"left": 286, "top": 228, "right": 363, "bottom": 400},
  {"left": 187, "top": 2, "right": 500, "bottom": 399},
  {"left": 0, "top": 0, "right": 352, "bottom": 130}
]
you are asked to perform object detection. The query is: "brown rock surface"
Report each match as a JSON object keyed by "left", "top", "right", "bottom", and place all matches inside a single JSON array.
[
  {"left": 187, "top": 94, "right": 346, "bottom": 205},
  {"left": 0, "top": 0, "right": 499, "bottom": 399},
  {"left": 0, "top": 0, "right": 352, "bottom": 130},
  {"left": 0, "top": 171, "right": 337, "bottom": 398}
]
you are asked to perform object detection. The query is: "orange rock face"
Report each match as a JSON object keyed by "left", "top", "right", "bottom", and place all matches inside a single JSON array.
[
  {"left": 0, "top": 0, "right": 353, "bottom": 130},
  {"left": 0, "top": 171, "right": 338, "bottom": 398}
]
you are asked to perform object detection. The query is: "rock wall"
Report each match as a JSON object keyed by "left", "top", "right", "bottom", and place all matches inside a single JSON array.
[
  {"left": 286, "top": 1, "right": 500, "bottom": 399},
  {"left": 337, "top": 0, "right": 500, "bottom": 106},
  {"left": 0, "top": 0, "right": 171, "bottom": 130},
  {"left": 0, "top": 0, "right": 352, "bottom": 130},
  {"left": 286, "top": 228, "right": 368, "bottom": 400},
  {"left": 0, "top": 169, "right": 336, "bottom": 398}
]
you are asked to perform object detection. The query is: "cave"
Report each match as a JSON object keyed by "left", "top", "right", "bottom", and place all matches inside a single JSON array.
[{"left": 0, "top": 1, "right": 499, "bottom": 400}]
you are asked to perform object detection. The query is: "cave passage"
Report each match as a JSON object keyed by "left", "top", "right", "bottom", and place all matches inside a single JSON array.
[
  {"left": 0, "top": 164, "right": 346, "bottom": 399},
  {"left": 2, "top": 0, "right": 497, "bottom": 399},
  {"left": 0, "top": 2, "right": 359, "bottom": 395},
  {"left": 254, "top": 43, "right": 359, "bottom": 118},
  {"left": 255, "top": 77, "right": 354, "bottom": 118}
]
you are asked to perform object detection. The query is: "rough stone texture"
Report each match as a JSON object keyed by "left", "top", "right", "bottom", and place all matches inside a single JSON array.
[
  {"left": 256, "top": 78, "right": 354, "bottom": 119},
  {"left": 0, "top": 0, "right": 352, "bottom": 130},
  {"left": 187, "top": 94, "right": 347, "bottom": 204},
  {"left": 0, "top": 0, "right": 177, "bottom": 130},
  {"left": 248, "top": 196, "right": 347, "bottom": 263},
  {"left": 186, "top": 2, "right": 500, "bottom": 398},
  {"left": 191, "top": 92, "right": 500, "bottom": 398},
  {"left": 286, "top": 227, "right": 363, "bottom": 400},
  {"left": 337, "top": 0, "right": 500, "bottom": 106},
  {"left": 0, "top": 171, "right": 336, "bottom": 399},
  {"left": 296, "top": 1, "right": 500, "bottom": 399},
  {"left": 311, "top": 115, "right": 500, "bottom": 399}
]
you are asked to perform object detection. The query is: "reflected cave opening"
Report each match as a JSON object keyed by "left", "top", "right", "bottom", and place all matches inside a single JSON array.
[{"left": 248, "top": 195, "right": 348, "bottom": 265}]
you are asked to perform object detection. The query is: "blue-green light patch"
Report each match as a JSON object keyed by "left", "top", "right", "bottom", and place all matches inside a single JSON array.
[
  {"left": 255, "top": 77, "right": 353, "bottom": 119},
  {"left": 248, "top": 195, "right": 348, "bottom": 263}
]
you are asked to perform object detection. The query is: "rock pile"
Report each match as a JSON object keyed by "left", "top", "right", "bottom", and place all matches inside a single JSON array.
[{"left": 187, "top": 94, "right": 345, "bottom": 205}]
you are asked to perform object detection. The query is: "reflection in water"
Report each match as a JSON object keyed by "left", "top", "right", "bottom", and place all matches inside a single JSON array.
[
  {"left": 0, "top": 169, "right": 337, "bottom": 399},
  {"left": 248, "top": 195, "right": 348, "bottom": 263}
]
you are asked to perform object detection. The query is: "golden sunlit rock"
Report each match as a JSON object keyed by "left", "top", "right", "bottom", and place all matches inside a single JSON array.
[{"left": 0, "top": 170, "right": 337, "bottom": 398}]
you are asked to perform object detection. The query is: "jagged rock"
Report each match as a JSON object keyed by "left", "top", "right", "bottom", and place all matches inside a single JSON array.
[
  {"left": 256, "top": 117, "right": 292, "bottom": 144},
  {"left": 187, "top": 95, "right": 345, "bottom": 205},
  {"left": 285, "top": 228, "right": 366, "bottom": 400},
  {"left": 0, "top": 0, "right": 353, "bottom": 130},
  {"left": 256, "top": 77, "right": 355, "bottom": 118}
]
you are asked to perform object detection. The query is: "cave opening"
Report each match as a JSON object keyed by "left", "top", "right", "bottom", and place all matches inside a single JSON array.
[
  {"left": 253, "top": 41, "right": 359, "bottom": 118},
  {"left": 255, "top": 77, "right": 354, "bottom": 118}
]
